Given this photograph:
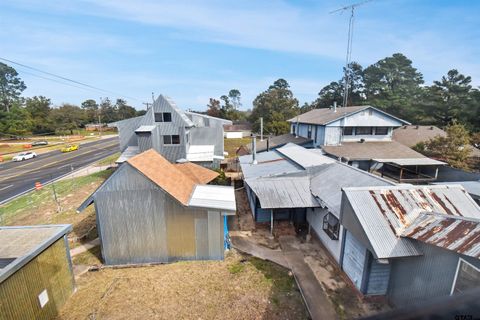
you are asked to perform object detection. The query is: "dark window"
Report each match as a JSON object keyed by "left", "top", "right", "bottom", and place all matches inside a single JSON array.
[
  {"left": 163, "top": 135, "right": 180, "bottom": 145},
  {"left": 163, "top": 135, "right": 171, "bottom": 144},
  {"left": 355, "top": 127, "right": 373, "bottom": 135},
  {"left": 307, "top": 125, "right": 312, "bottom": 139},
  {"left": 343, "top": 127, "right": 354, "bottom": 135},
  {"left": 171, "top": 135, "right": 180, "bottom": 144},
  {"left": 323, "top": 212, "right": 340, "bottom": 240},
  {"left": 292, "top": 125, "right": 296, "bottom": 134},
  {"left": 155, "top": 112, "right": 172, "bottom": 122},
  {"left": 163, "top": 112, "right": 172, "bottom": 122},
  {"left": 375, "top": 127, "right": 389, "bottom": 135}
]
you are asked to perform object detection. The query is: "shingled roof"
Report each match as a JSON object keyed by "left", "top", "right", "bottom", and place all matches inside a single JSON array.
[{"left": 127, "top": 149, "right": 218, "bottom": 205}]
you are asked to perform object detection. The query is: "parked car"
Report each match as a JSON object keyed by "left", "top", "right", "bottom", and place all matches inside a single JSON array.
[
  {"left": 61, "top": 144, "right": 79, "bottom": 153},
  {"left": 32, "top": 140, "right": 48, "bottom": 146},
  {"left": 12, "top": 151, "right": 37, "bottom": 162}
]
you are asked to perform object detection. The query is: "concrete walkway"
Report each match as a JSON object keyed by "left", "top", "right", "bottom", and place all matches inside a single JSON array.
[
  {"left": 279, "top": 236, "right": 337, "bottom": 320},
  {"left": 70, "top": 237, "right": 100, "bottom": 256},
  {"left": 230, "top": 235, "right": 288, "bottom": 268},
  {"left": 231, "top": 234, "right": 338, "bottom": 320}
]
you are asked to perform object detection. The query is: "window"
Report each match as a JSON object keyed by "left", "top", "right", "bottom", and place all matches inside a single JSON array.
[
  {"left": 292, "top": 124, "right": 296, "bottom": 134},
  {"left": 307, "top": 125, "right": 312, "bottom": 139},
  {"left": 355, "top": 127, "right": 373, "bottom": 135},
  {"left": 163, "top": 135, "right": 180, "bottom": 145},
  {"left": 375, "top": 127, "right": 389, "bottom": 135},
  {"left": 155, "top": 112, "right": 172, "bottom": 122},
  {"left": 451, "top": 258, "right": 480, "bottom": 295},
  {"left": 343, "top": 127, "right": 354, "bottom": 135},
  {"left": 322, "top": 212, "right": 340, "bottom": 240}
]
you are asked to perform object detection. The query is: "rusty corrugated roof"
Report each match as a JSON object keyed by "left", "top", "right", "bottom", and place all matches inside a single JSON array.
[
  {"left": 128, "top": 149, "right": 218, "bottom": 205},
  {"left": 403, "top": 213, "right": 480, "bottom": 259},
  {"left": 343, "top": 185, "right": 480, "bottom": 259}
]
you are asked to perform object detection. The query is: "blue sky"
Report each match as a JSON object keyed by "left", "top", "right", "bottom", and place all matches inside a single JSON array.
[{"left": 1, "top": 0, "right": 479, "bottom": 111}]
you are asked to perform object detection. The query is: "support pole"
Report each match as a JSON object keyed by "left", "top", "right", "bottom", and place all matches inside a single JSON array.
[{"left": 270, "top": 209, "right": 274, "bottom": 235}]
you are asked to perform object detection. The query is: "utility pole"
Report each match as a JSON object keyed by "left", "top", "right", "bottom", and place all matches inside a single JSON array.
[
  {"left": 98, "top": 97, "right": 103, "bottom": 138},
  {"left": 331, "top": 0, "right": 373, "bottom": 108}
]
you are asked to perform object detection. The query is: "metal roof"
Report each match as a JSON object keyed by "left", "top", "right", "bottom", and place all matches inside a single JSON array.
[
  {"left": 135, "top": 125, "right": 156, "bottom": 133},
  {"left": 402, "top": 213, "right": 480, "bottom": 259},
  {"left": 159, "top": 95, "right": 195, "bottom": 127},
  {"left": 239, "top": 150, "right": 303, "bottom": 180},
  {"left": 185, "top": 111, "right": 232, "bottom": 126},
  {"left": 343, "top": 185, "right": 480, "bottom": 259},
  {"left": 0, "top": 225, "right": 72, "bottom": 283},
  {"left": 116, "top": 146, "right": 140, "bottom": 163},
  {"left": 433, "top": 181, "right": 480, "bottom": 197},
  {"left": 244, "top": 134, "right": 312, "bottom": 153},
  {"left": 287, "top": 105, "right": 410, "bottom": 126},
  {"left": 188, "top": 185, "right": 236, "bottom": 213},
  {"left": 276, "top": 143, "right": 335, "bottom": 168},
  {"left": 373, "top": 158, "right": 446, "bottom": 166},
  {"left": 246, "top": 176, "right": 320, "bottom": 209},
  {"left": 310, "top": 162, "right": 394, "bottom": 217},
  {"left": 186, "top": 145, "right": 216, "bottom": 162}
]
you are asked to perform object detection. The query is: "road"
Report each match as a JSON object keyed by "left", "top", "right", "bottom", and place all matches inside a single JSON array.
[{"left": 0, "top": 137, "right": 119, "bottom": 204}]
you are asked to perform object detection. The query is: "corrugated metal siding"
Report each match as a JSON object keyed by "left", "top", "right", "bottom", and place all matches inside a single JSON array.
[
  {"left": 114, "top": 116, "right": 144, "bottom": 151},
  {"left": 94, "top": 164, "right": 224, "bottom": 264},
  {"left": 190, "top": 126, "right": 224, "bottom": 157},
  {"left": 388, "top": 242, "right": 480, "bottom": 306},
  {"left": 366, "top": 258, "right": 391, "bottom": 295},
  {"left": 0, "top": 238, "right": 74, "bottom": 320},
  {"left": 208, "top": 211, "right": 224, "bottom": 260},
  {"left": 151, "top": 104, "right": 187, "bottom": 162},
  {"left": 137, "top": 133, "right": 153, "bottom": 152},
  {"left": 342, "top": 230, "right": 367, "bottom": 291},
  {"left": 307, "top": 208, "right": 343, "bottom": 262}
]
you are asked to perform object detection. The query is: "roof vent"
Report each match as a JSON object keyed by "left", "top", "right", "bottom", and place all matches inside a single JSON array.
[
  {"left": 430, "top": 126, "right": 434, "bottom": 130},
  {"left": 359, "top": 138, "right": 365, "bottom": 143},
  {"left": 416, "top": 125, "right": 419, "bottom": 129}
]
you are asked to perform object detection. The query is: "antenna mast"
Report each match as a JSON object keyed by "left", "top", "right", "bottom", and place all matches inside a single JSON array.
[{"left": 331, "top": 0, "right": 372, "bottom": 108}]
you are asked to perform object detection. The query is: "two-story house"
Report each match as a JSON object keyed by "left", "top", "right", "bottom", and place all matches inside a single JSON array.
[
  {"left": 111, "top": 95, "right": 231, "bottom": 167},
  {"left": 288, "top": 106, "right": 446, "bottom": 182}
]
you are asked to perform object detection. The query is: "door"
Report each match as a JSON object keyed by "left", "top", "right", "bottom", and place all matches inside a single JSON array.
[{"left": 342, "top": 231, "right": 366, "bottom": 290}]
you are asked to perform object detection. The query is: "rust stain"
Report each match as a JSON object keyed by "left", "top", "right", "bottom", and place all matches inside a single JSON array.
[
  {"left": 370, "top": 190, "right": 397, "bottom": 235},
  {"left": 456, "top": 230, "right": 480, "bottom": 257},
  {"left": 429, "top": 191, "right": 453, "bottom": 215},
  {"left": 442, "top": 195, "right": 463, "bottom": 216},
  {"left": 257, "top": 158, "right": 285, "bottom": 164},
  {"left": 382, "top": 191, "right": 408, "bottom": 225}
]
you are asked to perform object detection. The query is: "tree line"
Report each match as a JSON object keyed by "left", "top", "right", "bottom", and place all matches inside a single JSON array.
[
  {"left": 211, "top": 53, "right": 480, "bottom": 136},
  {"left": 0, "top": 62, "right": 144, "bottom": 136}
]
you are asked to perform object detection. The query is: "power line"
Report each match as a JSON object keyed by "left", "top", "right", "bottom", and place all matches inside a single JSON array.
[{"left": 0, "top": 57, "right": 141, "bottom": 102}]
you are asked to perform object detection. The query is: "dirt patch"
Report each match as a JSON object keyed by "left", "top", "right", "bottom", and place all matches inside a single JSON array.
[{"left": 59, "top": 251, "right": 309, "bottom": 320}]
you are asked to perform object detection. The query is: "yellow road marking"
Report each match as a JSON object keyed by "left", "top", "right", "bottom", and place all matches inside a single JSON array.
[{"left": 0, "top": 142, "right": 118, "bottom": 182}]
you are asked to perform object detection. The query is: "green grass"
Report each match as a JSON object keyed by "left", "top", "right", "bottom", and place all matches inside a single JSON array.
[
  {"left": 228, "top": 261, "right": 246, "bottom": 274},
  {"left": 0, "top": 170, "right": 112, "bottom": 225},
  {"left": 223, "top": 137, "right": 251, "bottom": 158},
  {"left": 95, "top": 152, "right": 120, "bottom": 166},
  {"left": 250, "top": 257, "right": 296, "bottom": 293},
  {"left": 72, "top": 245, "right": 103, "bottom": 265}
]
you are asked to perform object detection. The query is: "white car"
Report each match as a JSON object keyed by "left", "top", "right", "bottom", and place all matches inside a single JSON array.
[{"left": 13, "top": 151, "right": 37, "bottom": 162}]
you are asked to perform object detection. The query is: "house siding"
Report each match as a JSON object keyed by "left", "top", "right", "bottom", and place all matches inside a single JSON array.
[
  {"left": 307, "top": 207, "right": 343, "bottom": 262},
  {"left": 366, "top": 256, "right": 391, "bottom": 295},
  {"left": 0, "top": 238, "right": 74, "bottom": 320},
  {"left": 94, "top": 164, "right": 224, "bottom": 265},
  {"left": 388, "top": 242, "right": 480, "bottom": 307},
  {"left": 342, "top": 230, "right": 367, "bottom": 291},
  {"left": 324, "top": 127, "right": 342, "bottom": 146}
]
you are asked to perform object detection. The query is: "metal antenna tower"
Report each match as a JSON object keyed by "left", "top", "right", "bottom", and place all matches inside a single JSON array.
[{"left": 331, "top": 0, "right": 373, "bottom": 108}]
